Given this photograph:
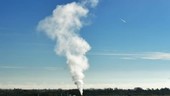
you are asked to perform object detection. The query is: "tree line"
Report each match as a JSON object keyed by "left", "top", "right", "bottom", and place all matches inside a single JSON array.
[{"left": 0, "top": 87, "right": 170, "bottom": 96}]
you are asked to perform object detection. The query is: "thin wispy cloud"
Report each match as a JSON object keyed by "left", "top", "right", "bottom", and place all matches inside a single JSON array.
[
  {"left": 0, "top": 65, "right": 63, "bottom": 71},
  {"left": 0, "top": 66, "right": 25, "bottom": 69},
  {"left": 89, "top": 52, "right": 170, "bottom": 60},
  {"left": 120, "top": 18, "right": 127, "bottom": 23},
  {"left": 43, "top": 66, "right": 64, "bottom": 71},
  {"left": 140, "top": 52, "right": 170, "bottom": 60}
]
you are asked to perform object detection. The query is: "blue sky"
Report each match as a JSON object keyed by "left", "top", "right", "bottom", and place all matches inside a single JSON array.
[{"left": 1, "top": 0, "right": 170, "bottom": 89}]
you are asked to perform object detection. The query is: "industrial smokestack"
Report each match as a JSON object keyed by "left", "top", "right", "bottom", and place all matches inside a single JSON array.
[{"left": 37, "top": 0, "right": 98, "bottom": 95}]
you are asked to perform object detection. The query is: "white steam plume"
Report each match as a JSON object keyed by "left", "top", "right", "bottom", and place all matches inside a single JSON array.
[{"left": 37, "top": 0, "right": 98, "bottom": 95}]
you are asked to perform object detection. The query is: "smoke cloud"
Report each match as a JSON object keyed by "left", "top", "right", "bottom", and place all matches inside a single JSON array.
[{"left": 37, "top": 0, "right": 98, "bottom": 95}]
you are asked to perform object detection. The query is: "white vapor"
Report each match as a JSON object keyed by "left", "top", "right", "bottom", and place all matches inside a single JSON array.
[{"left": 37, "top": 0, "right": 98, "bottom": 95}]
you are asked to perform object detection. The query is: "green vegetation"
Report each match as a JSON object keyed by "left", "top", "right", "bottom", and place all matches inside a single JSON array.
[{"left": 0, "top": 87, "right": 170, "bottom": 96}]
